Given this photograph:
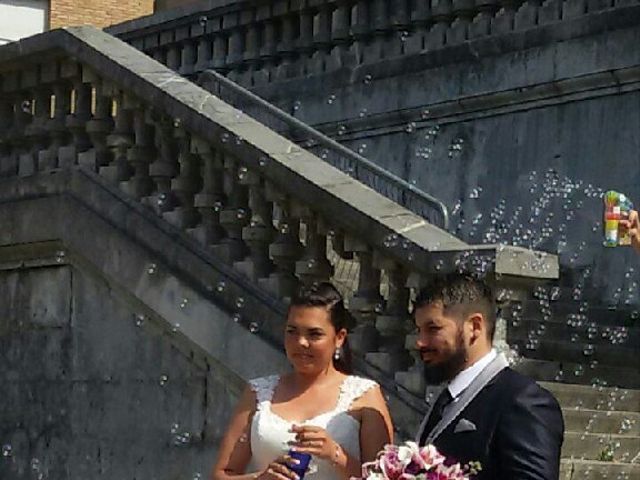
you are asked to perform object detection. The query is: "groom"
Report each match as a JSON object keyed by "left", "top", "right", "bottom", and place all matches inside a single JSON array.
[{"left": 414, "top": 274, "right": 564, "bottom": 479}]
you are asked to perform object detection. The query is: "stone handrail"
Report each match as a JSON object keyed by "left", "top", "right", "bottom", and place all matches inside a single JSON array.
[
  {"left": 198, "top": 68, "right": 451, "bottom": 229},
  {"left": 0, "top": 27, "right": 557, "bottom": 411},
  {"left": 106, "top": 0, "right": 640, "bottom": 88}
]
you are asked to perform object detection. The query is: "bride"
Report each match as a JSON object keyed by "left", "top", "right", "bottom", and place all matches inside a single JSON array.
[{"left": 211, "top": 282, "right": 394, "bottom": 480}]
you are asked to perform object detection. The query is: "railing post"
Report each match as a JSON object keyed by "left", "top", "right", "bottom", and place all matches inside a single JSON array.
[
  {"left": 262, "top": 186, "right": 304, "bottom": 299},
  {"left": 190, "top": 140, "right": 226, "bottom": 247},
  {"left": 163, "top": 130, "right": 202, "bottom": 229}
]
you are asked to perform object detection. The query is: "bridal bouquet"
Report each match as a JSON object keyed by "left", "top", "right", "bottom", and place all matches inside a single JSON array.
[{"left": 356, "top": 441, "right": 480, "bottom": 480}]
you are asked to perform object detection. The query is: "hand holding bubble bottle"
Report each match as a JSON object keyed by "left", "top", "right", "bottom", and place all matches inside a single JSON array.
[{"left": 604, "top": 191, "right": 634, "bottom": 247}]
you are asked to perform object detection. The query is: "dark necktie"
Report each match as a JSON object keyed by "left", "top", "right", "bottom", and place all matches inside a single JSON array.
[{"left": 420, "top": 388, "right": 454, "bottom": 445}]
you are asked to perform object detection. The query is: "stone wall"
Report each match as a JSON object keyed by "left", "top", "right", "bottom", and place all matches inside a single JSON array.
[{"left": 0, "top": 261, "right": 234, "bottom": 479}]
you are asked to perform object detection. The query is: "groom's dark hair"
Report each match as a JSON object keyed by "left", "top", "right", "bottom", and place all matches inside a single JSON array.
[{"left": 414, "top": 274, "right": 496, "bottom": 341}]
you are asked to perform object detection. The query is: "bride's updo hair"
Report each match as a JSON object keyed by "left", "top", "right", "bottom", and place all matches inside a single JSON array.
[{"left": 289, "top": 282, "right": 355, "bottom": 374}]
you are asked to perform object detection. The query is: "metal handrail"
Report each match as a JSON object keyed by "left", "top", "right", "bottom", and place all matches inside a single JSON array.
[{"left": 199, "top": 69, "right": 450, "bottom": 230}]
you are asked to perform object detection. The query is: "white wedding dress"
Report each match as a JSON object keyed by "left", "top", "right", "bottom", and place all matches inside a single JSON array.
[{"left": 248, "top": 375, "right": 378, "bottom": 480}]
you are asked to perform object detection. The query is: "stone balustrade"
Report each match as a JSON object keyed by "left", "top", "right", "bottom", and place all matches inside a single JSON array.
[
  {"left": 0, "top": 26, "right": 557, "bottom": 402},
  {"left": 107, "top": 0, "right": 640, "bottom": 87}
]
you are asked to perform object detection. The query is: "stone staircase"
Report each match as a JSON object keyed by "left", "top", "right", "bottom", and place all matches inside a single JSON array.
[
  {"left": 0, "top": 25, "right": 637, "bottom": 479},
  {"left": 541, "top": 383, "right": 640, "bottom": 479}
]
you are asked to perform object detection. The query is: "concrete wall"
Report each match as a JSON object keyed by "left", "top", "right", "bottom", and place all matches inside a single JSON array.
[
  {"left": 246, "top": 18, "right": 640, "bottom": 305},
  {"left": 0, "top": 261, "right": 234, "bottom": 479},
  {"left": 0, "top": 0, "right": 47, "bottom": 44}
]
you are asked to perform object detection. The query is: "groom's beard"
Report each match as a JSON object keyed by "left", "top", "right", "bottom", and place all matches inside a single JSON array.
[{"left": 422, "top": 329, "right": 467, "bottom": 385}]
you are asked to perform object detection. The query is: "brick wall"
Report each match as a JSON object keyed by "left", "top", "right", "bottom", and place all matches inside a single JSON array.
[
  {"left": 154, "top": 0, "right": 201, "bottom": 11},
  {"left": 49, "top": 0, "right": 154, "bottom": 29}
]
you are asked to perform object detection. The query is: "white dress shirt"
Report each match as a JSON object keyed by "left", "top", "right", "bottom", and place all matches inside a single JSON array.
[{"left": 447, "top": 349, "right": 497, "bottom": 400}]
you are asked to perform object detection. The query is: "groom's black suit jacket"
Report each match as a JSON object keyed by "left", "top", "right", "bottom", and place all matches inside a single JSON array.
[{"left": 427, "top": 368, "right": 564, "bottom": 480}]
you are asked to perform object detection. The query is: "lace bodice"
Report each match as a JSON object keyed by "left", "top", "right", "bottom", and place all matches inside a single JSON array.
[{"left": 248, "top": 375, "right": 378, "bottom": 480}]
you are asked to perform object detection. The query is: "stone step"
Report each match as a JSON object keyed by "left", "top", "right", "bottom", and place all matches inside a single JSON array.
[
  {"left": 562, "top": 432, "right": 639, "bottom": 462},
  {"left": 510, "top": 337, "right": 637, "bottom": 368},
  {"left": 563, "top": 408, "right": 640, "bottom": 435},
  {"left": 540, "top": 382, "right": 640, "bottom": 412},
  {"left": 560, "top": 458, "right": 640, "bottom": 479},
  {"left": 508, "top": 319, "right": 639, "bottom": 349},
  {"left": 517, "top": 358, "right": 640, "bottom": 389},
  {"left": 526, "top": 302, "right": 639, "bottom": 327}
]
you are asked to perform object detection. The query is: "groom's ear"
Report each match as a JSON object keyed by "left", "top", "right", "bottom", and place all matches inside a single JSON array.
[{"left": 467, "top": 312, "right": 485, "bottom": 342}]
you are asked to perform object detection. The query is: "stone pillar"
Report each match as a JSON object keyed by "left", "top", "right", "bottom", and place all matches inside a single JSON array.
[
  {"left": 236, "top": 170, "right": 276, "bottom": 280},
  {"left": 366, "top": 264, "right": 412, "bottom": 373},
  {"left": 46, "top": 81, "right": 72, "bottom": 170},
  {"left": 261, "top": 186, "right": 304, "bottom": 299},
  {"left": 163, "top": 130, "right": 202, "bottom": 229},
  {"left": 120, "top": 108, "right": 155, "bottom": 200},
  {"left": 294, "top": 207, "right": 333, "bottom": 285},
  {"left": 347, "top": 238, "right": 383, "bottom": 355},
  {"left": 189, "top": 141, "right": 226, "bottom": 247},
  {"left": 102, "top": 93, "right": 135, "bottom": 183},
  {"left": 81, "top": 82, "right": 114, "bottom": 171},
  {"left": 213, "top": 153, "right": 250, "bottom": 263},
  {"left": 426, "top": 0, "right": 453, "bottom": 49}
]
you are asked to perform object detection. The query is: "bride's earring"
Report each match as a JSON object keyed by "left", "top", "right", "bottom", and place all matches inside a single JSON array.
[{"left": 333, "top": 348, "right": 341, "bottom": 360}]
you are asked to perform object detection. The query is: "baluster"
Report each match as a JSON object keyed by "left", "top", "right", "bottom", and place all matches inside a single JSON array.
[
  {"left": 275, "top": 9, "right": 300, "bottom": 79},
  {"left": 366, "top": 262, "right": 412, "bottom": 374},
  {"left": 294, "top": 207, "right": 333, "bottom": 285},
  {"left": 212, "top": 15, "right": 229, "bottom": 71},
  {"left": 213, "top": 153, "right": 250, "bottom": 263},
  {"left": 64, "top": 76, "right": 93, "bottom": 168},
  {"left": 120, "top": 108, "right": 155, "bottom": 199},
  {"left": 345, "top": 238, "right": 382, "bottom": 355},
  {"left": 513, "top": 0, "right": 542, "bottom": 29},
  {"left": 102, "top": 91, "right": 135, "bottom": 184},
  {"left": 351, "top": 0, "right": 371, "bottom": 64},
  {"left": 225, "top": 13, "right": 246, "bottom": 74},
  {"left": 310, "top": 1, "right": 335, "bottom": 73},
  {"left": 174, "top": 24, "right": 196, "bottom": 76},
  {"left": 406, "top": 0, "right": 432, "bottom": 53},
  {"left": 329, "top": 0, "right": 356, "bottom": 70},
  {"left": 81, "top": 81, "right": 114, "bottom": 171},
  {"left": 295, "top": 3, "right": 315, "bottom": 76},
  {"left": 364, "top": 0, "right": 393, "bottom": 62},
  {"left": 236, "top": 169, "right": 276, "bottom": 280},
  {"left": 163, "top": 131, "right": 202, "bottom": 229},
  {"left": 46, "top": 79, "right": 72, "bottom": 171},
  {"left": 396, "top": 272, "right": 428, "bottom": 395},
  {"left": 261, "top": 186, "right": 304, "bottom": 299},
  {"left": 447, "top": 0, "right": 477, "bottom": 43},
  {"left": 195, "top": 32, "right": 213, "bottom": 72},
  {"left": 242, "top": 11, "right": 262, "bottom": 85},
  {"left": 189, "top": 140, "right": 226, "bottom": 247},
  {"left": 492, "top": 0, "right": 524, "bottom": 33},
  {"left": 144, "top": 116, "right": 179, "bottom": 214},
  {"left": 25, "top": 86, "right": 51, "bottom": 172},
  {"left": 258, "top": 14, "right": 280, "bottom": 83},
  {"left": 166, "top": 43, "right": 182, "bottom": 71},
  {"left": 538, "top": 0, "right": 562, "bottom": 24},
  {"left": 12, "top": 88, "right": 35, "bottom": 177},
  {"left": 426, "top": 0, "right": 453, "bottom": 49},
  {"left": 0, "top": 97, "right": 14, "bottom": 176}
]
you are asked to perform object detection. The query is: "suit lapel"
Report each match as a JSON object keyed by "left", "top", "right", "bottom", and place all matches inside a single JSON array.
[{"left": 421, "top": 353, "right": 509, "bottom": 445}]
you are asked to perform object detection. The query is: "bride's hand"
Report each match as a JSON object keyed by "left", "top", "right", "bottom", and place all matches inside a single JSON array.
[
  {"left": 257, "top": 454, "right": 300, "bottom": 480},
  {"left": 290, "top": 425, "right": 342, "bottom": 462}
]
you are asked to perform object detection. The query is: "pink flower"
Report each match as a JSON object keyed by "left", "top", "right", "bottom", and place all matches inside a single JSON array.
[
  {"left": 434, "top": 463, "right": 469, "bottom": 480},
  {"left": 379, "top": 445, "right": 410, "bottom": 480},
  {"left": 415, "top": 444, "right": 446, "bottom": 471}
]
